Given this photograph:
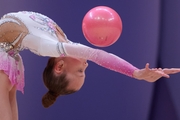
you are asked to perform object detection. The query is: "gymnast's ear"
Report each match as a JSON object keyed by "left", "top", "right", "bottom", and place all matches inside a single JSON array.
[{"left": 54, "top": 60, "right": 64, "bottom": 74}]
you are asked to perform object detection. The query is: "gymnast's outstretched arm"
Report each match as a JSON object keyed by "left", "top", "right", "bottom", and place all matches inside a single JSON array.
[
  {"left": 22, "top": 35, "right": 138, "bottom": 77},
  {"left": 62, "top": 42, "right": 180, "bottom": 82},
  {"left": 62, "top": 42, "right": 138, "bottom": 77},
  {"left": 21, "top": 35, "right": 180, "bottom": 82}
]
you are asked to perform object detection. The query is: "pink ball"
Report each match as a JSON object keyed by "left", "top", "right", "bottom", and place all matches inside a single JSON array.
[{"left": 82, "top": 6, "right": 122, "bottom": 47}]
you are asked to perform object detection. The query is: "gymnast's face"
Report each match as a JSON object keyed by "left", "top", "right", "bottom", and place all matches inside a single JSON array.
[{"left": 54, "top": 57, "right": 88, "bottom": 91}]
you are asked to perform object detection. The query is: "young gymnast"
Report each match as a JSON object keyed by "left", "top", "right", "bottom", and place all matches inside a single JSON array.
[{"left": 0, "top": 11, "right": 180, "bottom": 120}]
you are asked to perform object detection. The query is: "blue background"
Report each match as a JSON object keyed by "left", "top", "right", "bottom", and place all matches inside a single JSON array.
[{"left": 1, "top": 0, "right": 180, "bottom": 120}]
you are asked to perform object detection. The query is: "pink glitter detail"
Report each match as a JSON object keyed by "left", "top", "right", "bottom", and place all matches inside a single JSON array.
[
  {"left": 29, "top": 15, "right": 35, "bottom": 20},
  {"left": 47, "top": 21, "right": 56, "bottom": 31},
  {"left": 0, "top": 52, "right": 25, "bottom": 93},
  {"left": 29, "top": 13, "right": 56, "bottom": 33},
  {"left": 60, "top": 53, "right": 65, "bottom": 57}
]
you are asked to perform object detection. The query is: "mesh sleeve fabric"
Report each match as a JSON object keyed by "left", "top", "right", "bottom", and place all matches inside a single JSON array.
[{"left": 62, "top": 42, "right": 139, "bottom": 77}]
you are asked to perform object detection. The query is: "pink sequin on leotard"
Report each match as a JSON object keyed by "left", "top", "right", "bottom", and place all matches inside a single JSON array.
[{"left": 0, "top": 52, "right": 24, "bottom": 93}]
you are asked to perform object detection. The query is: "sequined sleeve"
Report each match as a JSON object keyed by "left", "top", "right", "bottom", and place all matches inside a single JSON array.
[{"left": 62, "top": 42, "right": 139, "bottom": 77}]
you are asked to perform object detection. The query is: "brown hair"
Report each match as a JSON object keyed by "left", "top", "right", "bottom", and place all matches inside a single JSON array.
[{"left": 42, "top": 57, "right": 76, "bottom": 108}]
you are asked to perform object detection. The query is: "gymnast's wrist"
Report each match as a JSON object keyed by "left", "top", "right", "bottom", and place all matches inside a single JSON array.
[{"left": 132, "top": 69, "right": 142, "bottom": 80}]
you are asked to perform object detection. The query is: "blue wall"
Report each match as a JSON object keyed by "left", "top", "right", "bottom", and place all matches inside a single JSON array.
[{"left": 1, "top": 0, "right": 180, "bottom": 120}]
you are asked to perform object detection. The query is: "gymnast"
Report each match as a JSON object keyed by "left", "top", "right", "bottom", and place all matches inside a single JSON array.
[{"left": 0, "top": 11, "right": 179, "bottom": 120}]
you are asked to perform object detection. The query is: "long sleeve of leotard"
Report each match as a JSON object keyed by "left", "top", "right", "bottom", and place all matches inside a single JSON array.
[
  {"left": 22, "top": 34, "right": 138, "bottom": 77},
  {"left": 62, "top": 42, "right": 139, "bottom": 77},
  {"left": 21, "top": 34, "right": 65, "bottom": 57}
]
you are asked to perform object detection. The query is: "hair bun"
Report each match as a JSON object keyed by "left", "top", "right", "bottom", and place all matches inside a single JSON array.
[{"left": 42, "top": 91, "right": 57, "bottom": 108}]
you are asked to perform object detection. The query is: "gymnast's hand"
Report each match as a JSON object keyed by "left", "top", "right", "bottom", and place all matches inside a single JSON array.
[{"left": 133, "top": 63, "right": 180, "bottom": 82}]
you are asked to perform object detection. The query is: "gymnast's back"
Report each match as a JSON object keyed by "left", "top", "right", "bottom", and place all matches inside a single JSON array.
[{"left": 0, "top": 11, "right": 67, "bottom": 57}]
